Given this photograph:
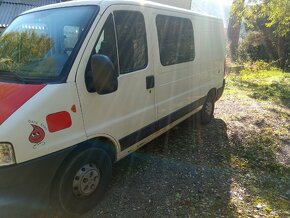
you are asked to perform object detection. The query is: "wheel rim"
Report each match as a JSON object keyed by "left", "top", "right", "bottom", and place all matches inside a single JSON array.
[
  {"left": 205, "top": 101, "right": 213, "bottom": 116},
  {"left": 72, "top": 163, "right": 101, "bottom": 197}
]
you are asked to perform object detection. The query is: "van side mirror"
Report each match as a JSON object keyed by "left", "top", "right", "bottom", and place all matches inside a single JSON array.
[{"left": 86, "top": 54, "right": 118, "bottom": 94}]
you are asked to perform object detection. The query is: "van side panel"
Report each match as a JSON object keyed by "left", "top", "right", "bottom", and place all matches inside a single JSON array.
[
  {"left": 76, "top": 3, "right": 225, "bottom": 160},
  {"left": 194, "top": 18, "right": 225, "bottom": 98},
  {"left": 150, "top": 10, "right": 202, "bottom": 120}
]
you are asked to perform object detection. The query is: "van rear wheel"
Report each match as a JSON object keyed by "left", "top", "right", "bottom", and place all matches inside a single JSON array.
[
  {"left": 52, "top": 148, "right": 112, "bottom": 215},
  {"left": 201, "top": 92, "right": 215, "bottom": 124}
]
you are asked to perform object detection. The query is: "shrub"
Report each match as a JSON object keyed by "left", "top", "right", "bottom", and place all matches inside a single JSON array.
[{"left": 241, "top": 60, "right": 276, "bottom": 74}]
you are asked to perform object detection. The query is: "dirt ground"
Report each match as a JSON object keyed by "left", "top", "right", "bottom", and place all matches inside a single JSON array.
[{"left": 81, "top": 88, "right": 290, "bottom": 217}]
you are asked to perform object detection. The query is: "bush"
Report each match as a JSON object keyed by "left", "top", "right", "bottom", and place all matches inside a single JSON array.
[
  {"left": 241, "top": 60, "right": 278, "bottom": 74},
  {"left": 237, "top": 31, "right": 278, "bottom": 64}
]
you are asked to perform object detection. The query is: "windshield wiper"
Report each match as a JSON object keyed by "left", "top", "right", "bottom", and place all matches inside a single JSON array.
[{"left": 0, "top": 71, "right": 27, "bottom": 84}]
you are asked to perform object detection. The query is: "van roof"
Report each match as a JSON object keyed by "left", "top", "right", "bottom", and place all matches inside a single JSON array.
[{"left": 22, "top": 0, "right": 220, "bottom": 21}]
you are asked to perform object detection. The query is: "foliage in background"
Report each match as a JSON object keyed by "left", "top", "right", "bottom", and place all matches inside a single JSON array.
[
  {"left": 228, "top": 0, "right": 246, "bottom": 61},
  {"left": 265, "top": 0, "right": 290, "bottom": 37},
  {"left": 243, "top": 60, "right": 274, "bottom": 72},
  {"left": 0, "top": 30, "right": 52, "bottom": 72},
  {"left": 245, "top": 0, "right": 290, "bottom": 37},
  {"left": 237, "top": 31, "right": 277, "bottom": 63},
  {"left": 228, "top": 0, "right": 290, "bottom": 67}
]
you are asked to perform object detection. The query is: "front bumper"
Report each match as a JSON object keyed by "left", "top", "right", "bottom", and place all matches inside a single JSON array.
[{"left": 0, "top": 147, "right": 73, "bottom": 215}]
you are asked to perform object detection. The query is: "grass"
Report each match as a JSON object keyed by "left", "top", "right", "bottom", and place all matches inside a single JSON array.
[
  {"left": 222, "top": 69, "right": 290, "bottom": 217},
  {"left": 226, "top": 70, "right": 290, "bottom": 107}
]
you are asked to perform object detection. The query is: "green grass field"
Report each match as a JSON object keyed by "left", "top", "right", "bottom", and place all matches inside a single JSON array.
[
  {"left": 226, "top": 70, "right": 290, "bottom": 107},
  {"left": 220, "top": 69, "right": 290, "bottom": 217}
]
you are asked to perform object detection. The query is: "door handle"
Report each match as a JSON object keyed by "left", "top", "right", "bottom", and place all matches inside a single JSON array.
[{"left": 146, "top": 75, "right": 155, "bottom": 89}]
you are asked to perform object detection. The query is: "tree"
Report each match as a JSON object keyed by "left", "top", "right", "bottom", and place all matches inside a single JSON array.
[
  {"left": 244, "top": 0, "right": 290, "bottom": 67},
  {"left": 228, "top": 0, "right": 246, "bottom": 62},
  {"left": 0, "top": 30, "right": 52, "bottom": 71},
  {"left": 262, "top": 0, "right": 290, "bottom": 37},
  {"left": 228, "top": 0, "right": 290, "bottom": 67}
]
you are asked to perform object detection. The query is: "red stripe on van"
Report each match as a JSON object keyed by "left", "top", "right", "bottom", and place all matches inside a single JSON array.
[{"left": 0, "top": 82, "right": 45, "bottom": 125}]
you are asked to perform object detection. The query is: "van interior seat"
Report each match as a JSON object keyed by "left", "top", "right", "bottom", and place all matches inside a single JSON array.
[{"left": 99, "top": 41, "right": 116, "bottom": 63}]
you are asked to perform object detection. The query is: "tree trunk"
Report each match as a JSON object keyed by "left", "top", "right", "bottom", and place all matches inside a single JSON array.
[
  {"left": 277, "top": 36, "right": 286, "bottom": 68},
  {"left": 228, "top": 0, "right": 245, "bottom": 62}
]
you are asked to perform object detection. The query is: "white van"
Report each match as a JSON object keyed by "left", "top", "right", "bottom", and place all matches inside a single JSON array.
[{"left": 0, "top": 0, "right": 225, "bottom": 215}]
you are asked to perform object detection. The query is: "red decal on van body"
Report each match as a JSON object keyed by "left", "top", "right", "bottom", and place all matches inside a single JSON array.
[
  {"left": 71, "top": 104, "right": 77, "bottom": 113},
  {"left": 0, "top": 83, "right": 45, "bottom": 125},
  {"left": 29, "top": 124, "right": 45, "bottom": 143},
  {"left": 46, "top": 111, "right": 72, "bottom": 133}
]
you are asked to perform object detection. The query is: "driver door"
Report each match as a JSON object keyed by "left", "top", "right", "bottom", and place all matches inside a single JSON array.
[{"left": 76, "top": 6, "right": 156, "bottom": 153}]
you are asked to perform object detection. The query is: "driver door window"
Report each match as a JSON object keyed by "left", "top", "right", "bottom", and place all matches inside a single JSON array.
[
  {"left": 93, "top": 14, "right": 119, "bottom": 72},
  {"left": 87, "top": 10, "right": 148, "bottom": 77}
]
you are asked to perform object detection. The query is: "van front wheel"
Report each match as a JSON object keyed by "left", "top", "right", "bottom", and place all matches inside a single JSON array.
[
  {"left": 52, "top": 148, "right": 112, "bottom": 215},
  {"left": 201, "top": 93, "right": 215, "bottom": 124}
]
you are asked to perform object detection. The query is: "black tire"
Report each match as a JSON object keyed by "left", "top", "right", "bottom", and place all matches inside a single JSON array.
[
  {"left": 52, "top": 147, "right": 112, "bottom": 216},
  {"left": 201, "top": 92, "right": 215, "bottom": 124}
]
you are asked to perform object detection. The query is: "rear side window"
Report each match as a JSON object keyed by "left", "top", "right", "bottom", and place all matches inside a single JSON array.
[
  {"left": 156, "top": 15, "right": 195, "bottom": 66},
  {"left": 114, "top": 11, "right": 148, "bottom": 74}
]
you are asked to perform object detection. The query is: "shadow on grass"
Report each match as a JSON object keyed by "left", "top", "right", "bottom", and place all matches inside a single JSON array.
[
  {"left": 237, "top": 80, "right": 290, "bottom": 108},
  {"left": 230, "top": 128, "right": 290, "bottom": 216}
]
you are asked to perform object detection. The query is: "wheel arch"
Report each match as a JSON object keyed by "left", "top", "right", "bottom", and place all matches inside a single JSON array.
[
  {"left": 49, "top": 136, "right": 118, "bottom": 200},
  {"left": 207, "top": 88, "right": 217, "bottom": 99},
  {"left": 65, "top": 136, "right": 118, "bottom": 164},
  {"left": 88, "top": 136, "right": 118, "bottom": 162}
]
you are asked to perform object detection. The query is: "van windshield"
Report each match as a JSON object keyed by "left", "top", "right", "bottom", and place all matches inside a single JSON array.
[{"left": 0, "top": 6, "right": 98, "bottom": 83}]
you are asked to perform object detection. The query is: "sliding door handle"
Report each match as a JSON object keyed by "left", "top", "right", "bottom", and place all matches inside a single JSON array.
[{"left": 146, "top": 75, "right": 155, "bottom": 89}]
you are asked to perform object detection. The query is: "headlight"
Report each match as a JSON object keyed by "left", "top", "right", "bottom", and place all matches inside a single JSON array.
[{"left": 0, "top": 143, "right": 16, "bottom": 166}]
